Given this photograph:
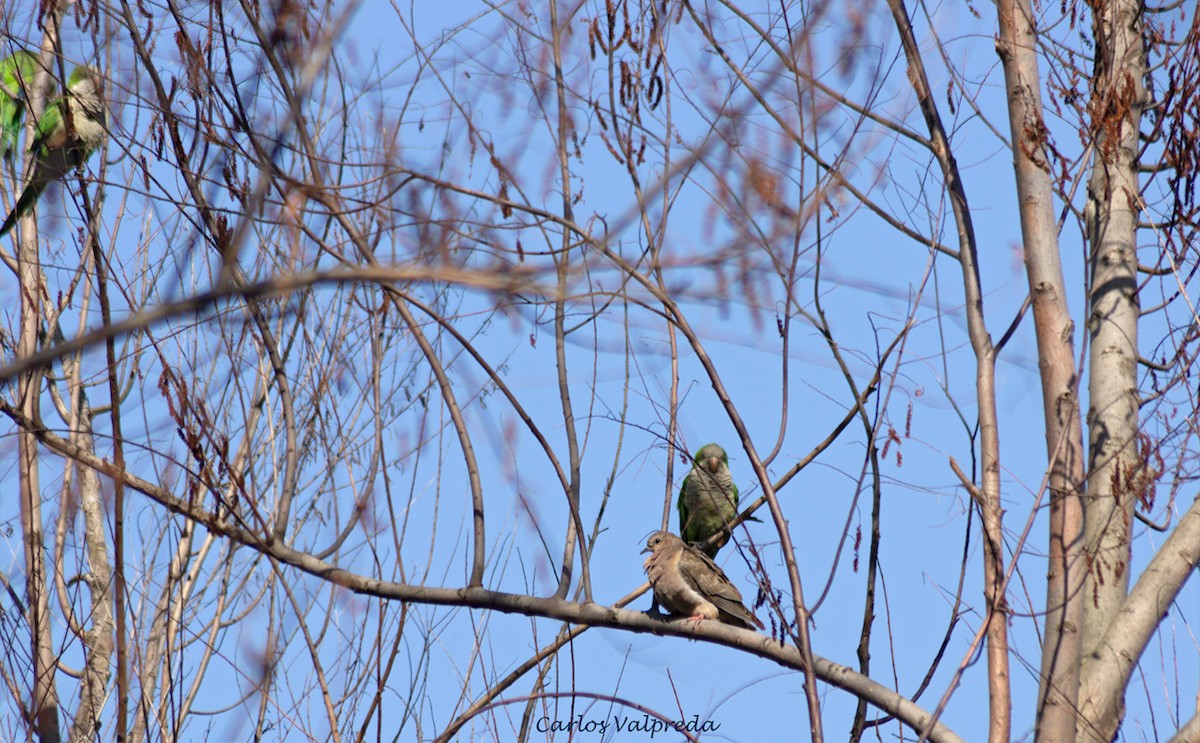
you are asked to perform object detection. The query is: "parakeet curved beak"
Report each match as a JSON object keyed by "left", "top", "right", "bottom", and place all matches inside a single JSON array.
[{"left": 705, "top": 456, "right": 720, "bottom": 473}]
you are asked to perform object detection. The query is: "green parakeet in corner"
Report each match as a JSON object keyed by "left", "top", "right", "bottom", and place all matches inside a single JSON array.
[
  {"left": 0, "top": 51, "right": 50, "bottom": 161},
  {"left": 1, "top": 51, "right": 37, "bottom": 160},
  {"left": 677, "top": 442, "right": 741, "bottom": 558},
  {"left": 0, "top": 65, "right": 106, "bottom": 237}
]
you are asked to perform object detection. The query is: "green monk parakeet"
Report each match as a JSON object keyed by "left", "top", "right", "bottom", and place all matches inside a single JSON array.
[
  {"left": 677, "top": 442, "right": 740, "bottom": 558},
  {"left": 0, "top": 65, "right": 106, "bottom": 237}
]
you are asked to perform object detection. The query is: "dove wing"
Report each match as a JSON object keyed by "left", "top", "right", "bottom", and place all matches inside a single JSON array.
[{"left": 678, "top": 546, "right": 763, "bottom": 629}]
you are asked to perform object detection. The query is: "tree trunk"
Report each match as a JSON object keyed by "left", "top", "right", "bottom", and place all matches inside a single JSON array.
[
  {"left": 18, "top": 234, "right": 60, "bottom": 743},
  {"left": 66, "top": 406, "right": 114, "bottom": 742},
  {"left": 995, "top": 0, "right": 1088, "bottom": 739},
  {"left": 1077, "top": 0, "right": 1146, "bottom": 739}
]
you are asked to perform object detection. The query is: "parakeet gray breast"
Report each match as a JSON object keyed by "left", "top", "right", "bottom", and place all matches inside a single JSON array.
[{"left": 677, "top": 443, "right": 738, "bottom": 556}]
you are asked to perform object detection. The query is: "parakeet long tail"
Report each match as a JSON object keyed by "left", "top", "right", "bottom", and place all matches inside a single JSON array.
[{"left": 0, "top": 180, "right": 46, "bottom": 237}]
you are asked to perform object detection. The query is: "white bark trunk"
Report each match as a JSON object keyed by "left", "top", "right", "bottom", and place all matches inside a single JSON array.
[
  {"left": 995, "top": 1, "right": 1088, "bottom": 739},
  {"left": 1078, "top": 0, "right": 1147, "bottom": 739}
]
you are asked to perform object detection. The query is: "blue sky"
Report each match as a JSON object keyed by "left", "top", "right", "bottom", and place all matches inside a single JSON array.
[{"left": 1, "top": 0, "right": 1197, "bottom": 741}]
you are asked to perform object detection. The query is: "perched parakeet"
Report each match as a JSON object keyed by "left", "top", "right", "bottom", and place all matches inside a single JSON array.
[
  {"left": 0, "top": 51, "right": 46, "bottom": 160},
  {"left": 0, "top": 65, "right": 106, "bottom": 237},
  {"left": 642, "top": 530, "right": 762, "bottom": 630},
  {"left": 677, "top": 442, "right": 740, "bottom": 557}
]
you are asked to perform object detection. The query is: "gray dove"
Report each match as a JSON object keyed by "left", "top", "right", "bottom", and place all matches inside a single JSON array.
[{"left": 642, "top": 530, "right": 763, "bottom": 630}]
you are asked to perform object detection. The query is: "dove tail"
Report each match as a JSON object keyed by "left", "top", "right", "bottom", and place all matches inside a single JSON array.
[{"left": 0, "top": 181, "right": 46, "bottom": 237}]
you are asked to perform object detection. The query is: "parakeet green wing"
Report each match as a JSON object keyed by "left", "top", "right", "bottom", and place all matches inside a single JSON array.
[{"left": 0, "top": 51, "right": 45, "bottom": 160}]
